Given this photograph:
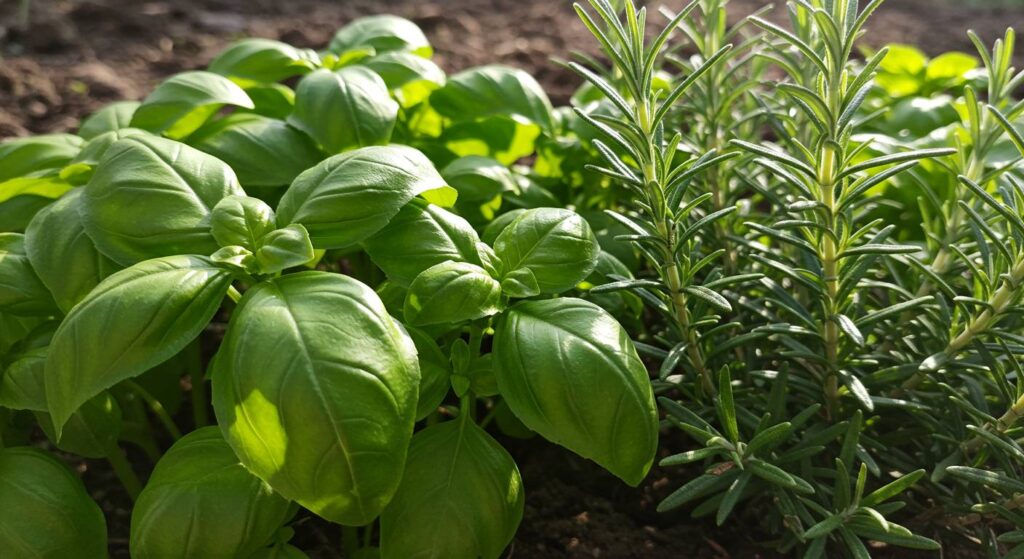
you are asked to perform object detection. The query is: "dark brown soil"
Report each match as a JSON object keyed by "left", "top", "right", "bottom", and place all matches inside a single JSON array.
[
  {"left": 2, "top": 0, "right": 1020, "bottom": 557},
  {"left": 2, "top": 0, "right": 1023, "bottom": 138}
]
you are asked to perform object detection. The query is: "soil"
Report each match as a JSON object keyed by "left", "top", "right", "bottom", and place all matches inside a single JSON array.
[{"left": 2, "top": 0, "right": 1022, "bottom": 557}]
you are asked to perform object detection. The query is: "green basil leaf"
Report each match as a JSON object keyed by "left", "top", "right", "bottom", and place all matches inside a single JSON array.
[
  {"left": 404, "top": 261, "right": 503, "bottom": 326},
  {"left": 499, "top": 267, "right": 540, "bottom": 299},
  {"left": 212, "top": 272, "right": 420, "bottom": 525},
  {"left": 329, "top": 15, "right": 432, "bottom": 58},
  {"left": 276, "top": 146, "right": 453, "bottom": 249},
  {"left": 242, "top": 83, "right": 296, "bottom": 120},
  {"left": 0, "top": 233, "right": 57, "bottom": 316},
  {"left": 209, "top": 38, "right": 320, "bottom": 84},
  {"left": 493, "top": 208, "right": 600, "bottom": 294},
  {"left": 362, "top": 199, "right": 482, "bottom": 287},
  {"left": 130, "top": 71, "right": 254, "bottom": 138},
  {"left": 131, "top": 427, "right": 293, "bottom": 559},
  {"left": 0, "top": 346, "right": 47, "bottom": 410},
  {"left": 210, "top": 195, "right": 277, "bottom": 251},
  {"left": 249, "top": 543, "right": 310, "bottom": 559},
  {"left": 430, "top": 65, "right": 554, "bottom": 132},
  {"left": 362, "top": 52, "right": 445, "bottom": 107},
  {"left": 407, "top": 326, "right": 450, "bottom": 420},
  {"left": 24, "top": 190, "right": 119, "bottom": 313},
  {"left": 45, "top": 255, "right": 232, "bottom": 436},
  {"left": 0, "top": 174, "right": 73, "bottom": 206},
  {"left": 0, "top": 195, "right": 54, "bottom": 233},
  {"left": 0, "top": 134, "right": 84, "bottom": 182},
  {"left": 441, "top": 156, "right": 517, "bottom": 202},
  {"left": 60, "top": 128, "right": 152, "bottom": 186},
  {"left": 190, "top": 114, "right": 323, "bottom": 188},
  {"left": 211, "top": 245, "right": 257, "bottom": 273},
  {"left": 81, "top": 135, "right": 245, "bottom": 266},
  {"left": 287, "top": 67, "right": 398, "bottom": 154},
  {"left": 255, "top": 224, "right": 315, "bottom": 273},
  {"left": 78, "top": 101, "right": 141, "bottom": 140},
  {"left": 380, "top": 418, "right": 523, "bottom": 559},
  {"left": 494, "top": 298, "right": 659, "bottom": 485},
  {"left": 481, "top": 209, "right": 526, "bottom": 245},
  {"left": 0, "top": 447, "right": 107, "bottom": 558},
  {"left": 37, "top": 391, "right": 122, "bottom": 459}
]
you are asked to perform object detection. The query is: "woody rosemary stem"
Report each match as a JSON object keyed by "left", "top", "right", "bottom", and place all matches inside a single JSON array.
[
  {"left": 639, "top": 102, "right": 715, "bottom": 396},
  {"left": 819, "top": 147, "right": 842, "bottom": 419},
  {"left": 903, "top": 256, "right": 1024, "bottom": 391},
  {"left": 963, "top": 393, "right": 1024, "bottom": 453}
]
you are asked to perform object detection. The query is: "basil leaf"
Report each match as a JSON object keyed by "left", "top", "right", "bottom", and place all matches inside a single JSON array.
[
  {"left": 0, "top": 346, "right": 47, "bottom": 410},
  {"left": 329, "top": 15, "right": 432, "bottom": 58},
  {"left": 78, "top": 101, "right": 141, "bottom": 140},
  {"left": 430, "top": 65, "right": 554, "bottom": 133},
  {"left": 276, "top": 146, "right": 453, "bottom": 249},
  {"left": 494, "top": 298, "right": 659, "bottom": 485},
  {"left": 288, "top": 67, "right": 398, "bottom": 154},
  {"left": 242, "top": 83, "right": 296, "bottom": 119},
  {"left": 81, "top": 135, "right": 245, "bottom": 266},
  {"left": 60, "top": 128, "right": 152, "bottom": 186},
  {"left": 190, "top": 114, "right": 323, "bottom": 188},
  {"left": 24, "top": 190, "right": 119, "bottom": 313},
  {"left": 130, "top": 71, "right": 254, "bottom": 138},
  {"left": 380, "top": 418, "right": 523, "bottom": 559},
  {"left": 0, "top": 134, "right": 84, "bottom": 181},
  {"left": 0, "top": 447, "right": 107, "bottom": 558},
  {"left": 0, "top": 233, "right": 57, "bottom": 316},
  {"left": 37, "top": 391, "right": 122, "bottom": 459},
  {"left": 130, "top": 427, "right": 293, "bottom": 559},
  {"left": 362, "top": 200, "right": 482, "bottom": 287},
  {"left": 362, "top": 52, "right": 445, "bottom": 107},
  {"left": 210, "top": 195, "right": 277, "bottom": 251},
  {"left": 441, "top": 155, "right": 517, "bottom": 202},
  {"left": 45, "top": 255, "right": 232, "bottom": 436},
  {"left": 493, "top": 208, "right": 600, "bottom": 294},
  {"left": 212, "top": 272, "right": 420, "bottom": 525},
  {"left": 209, "top": 38, "right": 320, "bottom": 84},
  {"left": 404, "top": 261, "right": 503, "bottom": 326},
  {"left": 255, "top": 224, "right": 315, "bottom": 273}
]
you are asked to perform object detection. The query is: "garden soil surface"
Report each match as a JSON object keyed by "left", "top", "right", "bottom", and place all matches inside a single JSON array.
[{"left": 3, "top": 0, "right": 1023, "bottom": 557}]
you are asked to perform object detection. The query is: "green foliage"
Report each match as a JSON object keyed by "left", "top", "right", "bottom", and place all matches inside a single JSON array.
[{"left": 1, "top": 4, "right": 1023, "bottom": 558}]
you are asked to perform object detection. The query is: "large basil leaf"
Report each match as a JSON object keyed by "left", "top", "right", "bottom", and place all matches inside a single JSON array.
[
  {"left": 60, "top": 128, "right": 152, "bottom": 186},
  {"left": 0, "top": 195, "right": 53, "bottom": 233},
  {"left": 430, "top": 65, "right": 554, "bottom": 133},
  {"left": 78, "top": 101, "right": 141, "bottom": 139},
  {"left": 492, "top": 208, "right": 600, "bottom": 294},
  {"left": 493, "top": 298, "right": 659, "bottom": 486},
  {"left": 276, "top": 146, "right": 453, "bottom": 249},
  {"left": 0, "top": 447, "right": 107, "bottom": 558},
  {"left": 441, "top": 155, "right": 517, "bottom": 202},
  {"left": 329, "top": 15, "right": 432, "bottom": 58},
  {"left": 212, "top": 272, "right": 420, "bottom": 525},
  {"left": 131, "top": 427, "right": 293, "bottom": 559},
  {"left": 24, "top": 190, "right": 119, "bottom": 313},
  {"left": 45, "top": 255, "right": 232, "bottom": 436},
  {"left": 209, "top": 38, "right": 320, "bottom": 84},
  {"left": 191, "top": 114, "right": 323, "bottom": 187},
  {"left": 130, "top": 71, "right": 254, "bottom": 138},
  {"left": 0, "top": 134, "right": 84, "bottom": 182},
  {"left": 362, "top": 199, "right": 481, "bottom": 286},
  {"left": 380, "top": 418, "right": 523, "bottom": 559},
  {"left": 287, "top": 67, "right": 399, "bottom": 153},
  {"left": 81, "top": 135, "right": 245, "bottom": 265},
  {"left": 0, "top": 233, "right": 57, "bottom": 316},
  {"left": 404, "top": 261, "right": 502, "bottom": 326}
]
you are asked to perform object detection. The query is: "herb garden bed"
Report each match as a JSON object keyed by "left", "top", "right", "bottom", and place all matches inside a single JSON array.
[{"left": 3, "top": 1, "right": 1024, "bottom": 558}]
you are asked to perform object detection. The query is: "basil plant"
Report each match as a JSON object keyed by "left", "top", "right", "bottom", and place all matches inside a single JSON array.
[{"left": 0, "top": 14, "right": 659, "bottom": 558}]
